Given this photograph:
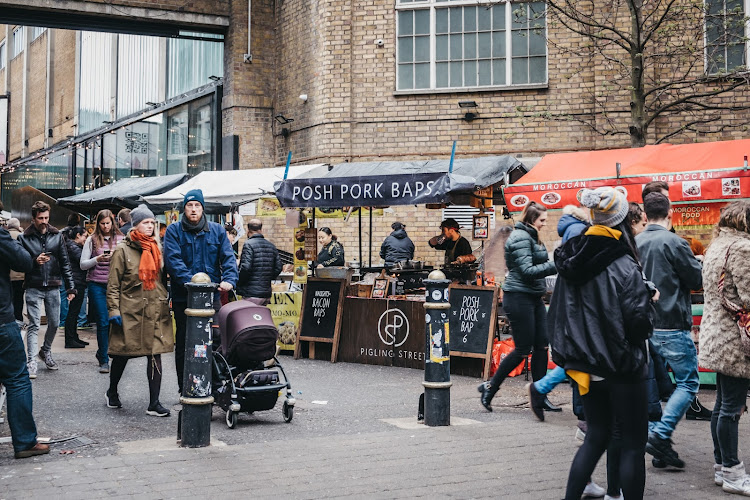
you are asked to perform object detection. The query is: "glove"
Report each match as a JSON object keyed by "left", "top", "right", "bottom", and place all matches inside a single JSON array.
[{"left": 109, "top": 316, "right": 122, "bottom": 326}]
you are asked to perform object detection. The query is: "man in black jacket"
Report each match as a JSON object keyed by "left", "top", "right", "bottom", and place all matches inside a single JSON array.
[
  {"left": 0, "top": 225, "right": 50, "bottom": 459},
  {"left": 237, "top": 219, "right": 283, "bottom": 304},
  {"left": 64, "top": 227, "right": 89, "bottom": 348},
  {"left": 380, "top": 222, "right": 415, "bottom": 267},
  {"left": 636, "top": 192, "right": 703, "bottom": 469},
  {"left": 17, "top": 201, "right": 76, "bottom": 377}
]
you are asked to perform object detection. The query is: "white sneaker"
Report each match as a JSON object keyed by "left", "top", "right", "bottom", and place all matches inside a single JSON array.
[
  {"left": 604, "top": 492, "right": 623, "bottom": 500},
  {"left": 716, "top": 464, "right": 725, "bottom": 486},
  {"left": 575, "top": 427, "right": 586, "bottom": 445},
  {"left": 722, "top": 462, "right": 750, "bottom": 495},
  {"left": 582, "top": 480, "right": 606, "bottom": 497},
  {"left": 27, "top": 361, "right": 37, "bottom": 379}
]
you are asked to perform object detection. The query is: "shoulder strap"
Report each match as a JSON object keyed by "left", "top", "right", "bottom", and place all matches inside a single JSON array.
[{"left": 719, "top": 242, "right": 744, "bottom": 315}]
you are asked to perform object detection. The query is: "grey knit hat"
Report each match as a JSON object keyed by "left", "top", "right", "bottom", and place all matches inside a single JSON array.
[
  {"left": 579, "top": 187, "right": 629, "bottom": 228},
  {"left": 130, "top": 204, "right": 155, "bottom": 228}
]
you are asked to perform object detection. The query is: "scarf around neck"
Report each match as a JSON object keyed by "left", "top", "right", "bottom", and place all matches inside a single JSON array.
[
  {"left": 181, "top": 213, "right": 208, "bottom": 234},
  {"left": 129, "top": 230, "right": 161, "bottom": 290}
]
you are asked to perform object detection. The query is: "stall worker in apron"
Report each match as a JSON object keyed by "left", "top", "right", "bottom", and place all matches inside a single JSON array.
[{"left": 428, "top": 218, "right": 476, "bottom": 265}]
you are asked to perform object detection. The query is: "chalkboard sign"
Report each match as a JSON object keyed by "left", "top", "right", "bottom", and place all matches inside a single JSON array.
[
  {"left": 448, "top": 284, "right": 499, "bottom": 379},
  {"left": 295, "top": 278, "right": 346, "bottom": 362}
]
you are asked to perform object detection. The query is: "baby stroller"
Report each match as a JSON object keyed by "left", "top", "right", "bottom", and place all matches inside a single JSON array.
[{"left": 213, "top": 300, "right": 295, "bottom": 428}]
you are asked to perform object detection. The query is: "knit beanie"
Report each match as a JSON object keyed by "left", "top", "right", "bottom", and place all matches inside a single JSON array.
[
  {"left": 7, "top": 217, "right": 20, "bottom": 230},
  {"left": 130, "top": 204, "right": 155, "bottom": 228},
  {"left": 579, "top": 187, "right": 629, "bottom": 228},
  {"left": 183, "top": 189, "right": 205, "bottom": 209}
]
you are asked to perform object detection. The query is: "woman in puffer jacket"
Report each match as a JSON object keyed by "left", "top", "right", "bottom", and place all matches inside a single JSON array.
[
  {"left": 478, "top": 201, "right": 556, "bottom": 411},
  {"left": 699, "top": 201, "right": 750, "bottom": 496},
  {"left": 549, "top": 187, "right": 654, "bottom": 500}
]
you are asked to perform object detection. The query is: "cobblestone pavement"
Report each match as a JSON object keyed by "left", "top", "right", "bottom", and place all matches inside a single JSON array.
[{"left": 0, "top": 330, "right": 738, "bottom": 499}]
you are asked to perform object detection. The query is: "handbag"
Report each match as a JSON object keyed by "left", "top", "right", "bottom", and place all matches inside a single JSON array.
[{"left": 718, "top": 243, "right": 750, "bottom": 356}]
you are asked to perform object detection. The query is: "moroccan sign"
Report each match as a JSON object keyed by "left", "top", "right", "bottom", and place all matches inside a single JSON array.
[
  {"left": 672, "top": 203, "right": 726, "bottom": 227},
  {"left": 274, "top": 172, "right": 475, "bottom": 208},
  {"left": 504, "top": 169, "right": 750, "bottom": 211}
]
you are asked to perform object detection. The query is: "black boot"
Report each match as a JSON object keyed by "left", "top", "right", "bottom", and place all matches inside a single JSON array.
[
  {"left": 685, "top": 396, "right": 712, "bottom": 421},
  {"left": 542, "top": 397, "right": 562, "bottom": 412},
  {"left": 477, "top": 382, "right": 496, "bottom": 412},
  {"left": 527, "top": 383, "right": 545, "bottom": 421}
]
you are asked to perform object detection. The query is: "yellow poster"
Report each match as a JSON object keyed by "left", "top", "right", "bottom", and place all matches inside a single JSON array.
[
  {"left": 314, "top": 207, "right": 344, "bottom": 219},
  {"left": 268, "top": 291, "right": 303, "bottom": 350},
  {"left": 164, "top": 210, "right": 179, "bottom": 226},
  {"left": 258, "top": 197, "right": 286, "bottom": 217}
]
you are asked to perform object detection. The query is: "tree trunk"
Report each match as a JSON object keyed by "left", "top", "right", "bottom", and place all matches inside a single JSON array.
[{"left": 628, "top": 1, "right": 646, "bottom": 148}]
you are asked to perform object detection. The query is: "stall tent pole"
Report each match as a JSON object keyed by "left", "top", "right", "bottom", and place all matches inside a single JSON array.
[
  {"left": 358, "top": 207, "right": 362, "bottom": 265},
  {"left": 311, "top": 208, "right": 316, "bottom": 278},
  {"left": 369, "top": 208, "right": 373, "bottom": 268}
]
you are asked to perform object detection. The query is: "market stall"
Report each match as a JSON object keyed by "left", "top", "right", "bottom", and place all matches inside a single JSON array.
[
  {"left": 274, "top": 155, "right": 526, "bottom": 377},
  {"left": 503, "top": 138, "right": 750, "bottom": 384},
  {"left": 57, "top": 173, "right": 189, "bottom": 212}
]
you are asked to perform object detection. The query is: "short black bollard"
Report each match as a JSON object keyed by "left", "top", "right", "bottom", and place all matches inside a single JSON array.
[
  {"left": 178, "top": 273, "right": 217, "bottom": 448},
  {"left": 422, "top": 270, "right": 452, "bottom": 426}
]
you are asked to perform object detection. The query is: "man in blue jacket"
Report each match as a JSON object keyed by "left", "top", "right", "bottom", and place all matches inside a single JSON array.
[
  {"left": 636, "top": 192, "right": 703, "bottom": 469},
  {"left": 0, "top": 224, "right": 50, "bottom": 459},
  {"left": 164, "top": 189, "right": 238, "bottom": 393}
]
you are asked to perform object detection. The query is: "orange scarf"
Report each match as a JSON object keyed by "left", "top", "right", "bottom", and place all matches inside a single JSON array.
[{"left": 129, "top": 230, "right": 161, "bottom": 291}]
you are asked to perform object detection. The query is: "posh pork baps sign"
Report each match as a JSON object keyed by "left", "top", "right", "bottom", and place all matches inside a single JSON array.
[{"left": 274, "top": 173, "right": 475, "bottom": 208}]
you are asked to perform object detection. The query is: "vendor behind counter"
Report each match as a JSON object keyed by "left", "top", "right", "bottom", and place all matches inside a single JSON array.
[
  {"left": 428, "top": 218, "right": 476, "bottom": 265},
  {"left": 316, "top": 227, "right": 345, "bottom": 268}
]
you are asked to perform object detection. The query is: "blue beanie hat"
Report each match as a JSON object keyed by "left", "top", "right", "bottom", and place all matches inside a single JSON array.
[{"left": 183, "top": 189, "right": 204, "bottom": 209}]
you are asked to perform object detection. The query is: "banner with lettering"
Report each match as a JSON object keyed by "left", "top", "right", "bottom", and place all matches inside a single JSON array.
[
  {"left": 268, "top": 291, "right": 303, "bottom": 351},
  {"left": 672, "top": 203, "right": 726, "bottom": 227},
  {"left": 274, "top": 172, "right": 476, "bottom": 208},
  {"left": 504, "top": 169, "right": 750, "bottom": 211}
]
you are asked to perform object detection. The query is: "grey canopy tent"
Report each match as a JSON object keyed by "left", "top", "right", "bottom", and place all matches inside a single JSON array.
[
  {"left": 57, "top": 173, "right": 189, "bottom": 212},
  {"left": 273, "top": 156, "right": 527, "bottom": 208}
]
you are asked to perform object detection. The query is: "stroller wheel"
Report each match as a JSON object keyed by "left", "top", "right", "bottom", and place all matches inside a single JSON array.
[
  {"left": 226, "top": 410, "right": 238, "bottom": 429},
  {"left": 283, "top": 401, "right": 294, "bottom": 423}
]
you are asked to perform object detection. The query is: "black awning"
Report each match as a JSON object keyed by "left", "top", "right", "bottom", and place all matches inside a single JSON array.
[
  {"left": 273, "top": 155, "right": 526, "bottom": 208},
  {"left": 57, "top": 173, "right": 189, "bottom": 212}
]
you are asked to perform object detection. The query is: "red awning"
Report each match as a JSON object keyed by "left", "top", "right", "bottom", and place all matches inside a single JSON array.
[{"left": 504, "top": 139, "right": 750, "bottom": 210}]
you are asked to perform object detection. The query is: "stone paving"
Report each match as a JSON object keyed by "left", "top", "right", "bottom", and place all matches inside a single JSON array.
[{"left": 0, "top": 330, "right": 740, "bottom": 499}]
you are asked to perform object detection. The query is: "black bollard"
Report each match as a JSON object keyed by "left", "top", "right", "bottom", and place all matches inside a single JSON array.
[
  {"left": 422, "top": 270, "right": 452, "bottom": 426},
  {"left": 178, "top": 273, "right": 217, "bottom": 448}
]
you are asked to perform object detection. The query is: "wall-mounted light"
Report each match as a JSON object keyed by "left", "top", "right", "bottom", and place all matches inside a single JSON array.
[
  {"left": 275, "top": 114, "right": 294, "bottom": 125},
  {"left": 458, "top": 100, "right": 477, "bottom": 108},
  {"left": 458, "top": 101, "right": 479, "bottom": 121}
]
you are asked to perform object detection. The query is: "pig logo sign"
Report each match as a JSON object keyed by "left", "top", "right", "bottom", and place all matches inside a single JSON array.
[{"left": 378, "top": 309, "right": 410, "bottom": 348}]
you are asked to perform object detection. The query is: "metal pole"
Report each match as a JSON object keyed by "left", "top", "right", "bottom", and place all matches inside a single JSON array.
[
  {"left": 178, "top": 273, "right": 216, "bottom": 448},
  {"left": 422, "top": 270, "right": 452, "bottom": 426},
  {"left": 369, "top": 207, "right": 373, "bottom": 268}
]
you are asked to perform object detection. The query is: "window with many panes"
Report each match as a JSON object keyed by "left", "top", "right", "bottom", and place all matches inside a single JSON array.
[
  {"left": 11, "top": 27, "right": 24, "bottom": 59},
  {"left": 705, "top": 0, "right": 747, "bottom": 74},
  {"left": 396, "top": 0, "right": 546, "bottom": 91}
]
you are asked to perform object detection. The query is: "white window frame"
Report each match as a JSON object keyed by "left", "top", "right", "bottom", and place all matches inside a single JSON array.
[
  {"left": 704, "top": 0, "right": 749, "bottom": 75},
  {"left": 0, "top": 42, "right": 6, "bottom": 70},
  {"left": 395, "top": 0, "right": 548, "bottom": 94},
  {"left": 31, "top": 26, "right": 47, "bottom": 41},
  {"left": 11, "top": 27, "right": 24, "bottom": 59}
]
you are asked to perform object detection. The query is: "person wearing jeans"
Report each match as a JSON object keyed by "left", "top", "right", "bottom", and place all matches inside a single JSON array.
[
  {"left": 17, "top": 201, "right": 76, "bottom": 378},
  {"left": 478, "top": 201, "right": 556, "bottom": 412},
  {"left": 80, "top": 209, "right": 123, "bottom": 373},
  {"left": 636, "top": 192, "right": 703, "bottom": 469},
  {"left": 697, "top": 200, "right": 750, "bottom": 495},
  {"left": 0, "top": 223, "right": 49, "bottom": 459}
]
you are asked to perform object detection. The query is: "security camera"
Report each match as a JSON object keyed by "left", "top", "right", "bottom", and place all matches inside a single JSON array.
[{"left": 375, "top": 39, "right": 384, "bottom": 47}]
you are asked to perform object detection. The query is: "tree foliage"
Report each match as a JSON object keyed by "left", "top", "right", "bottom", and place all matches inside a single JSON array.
[{"left": 542, "top": 0, "right": 750, "bottom": 147}]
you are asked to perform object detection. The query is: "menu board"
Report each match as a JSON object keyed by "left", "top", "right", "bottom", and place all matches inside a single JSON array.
[
  {"left": 448, "top": 284, "right": 498, "bottom": 379},
  {"left": 294, "top": 278, "right": 346, "bottom": 362}
]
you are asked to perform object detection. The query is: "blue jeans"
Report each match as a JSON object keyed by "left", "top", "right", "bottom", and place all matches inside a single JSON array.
[
  {"left": 25, "top": 287, "right": 61, "bottom": 359},
  {"left": 648, "top": 329, "right": 699, "bottom": 440},
  {"left": 0, "top": 321, "right": 38, "bottom": 453},
  {"left": 534, "top": 365, "right": 567, "bottom": 394},
  {"left": 59, "top": 284, "right": 69, "bottom": 325},
  {"left": 711, "top": 372, "right": 750, "bottom": 468},
  {"left": 88, "top": 282, "right": 109, "bottom": 364},
  {"left": 78, "top": 288, "right": 88, "bottom": 326}
]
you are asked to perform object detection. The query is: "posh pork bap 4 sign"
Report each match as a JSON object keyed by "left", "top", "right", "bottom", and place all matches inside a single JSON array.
[{"left": 274, "top": 173, "right": 475, "bottom": 208}]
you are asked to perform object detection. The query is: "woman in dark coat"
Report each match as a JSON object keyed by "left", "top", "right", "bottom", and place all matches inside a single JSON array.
[
  {"left": 105, "top": 205, "right": 174, "bottom": 417},
  {"left": 478, "top": 201, "right": 556, "bottom": 411},
  {"left": 549, "top": 187, "right": 654, "bottom": 500},
  {"left": 316, "top": 227, "right": 345, "bottom": 268},
  {"left": 64, "top": 227, "right": 89, "bottom": 348}
]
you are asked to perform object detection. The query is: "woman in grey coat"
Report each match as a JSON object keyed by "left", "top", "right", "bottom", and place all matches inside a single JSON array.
[{"left": 699, "top": 200, "right": 750, "bottom": 496}]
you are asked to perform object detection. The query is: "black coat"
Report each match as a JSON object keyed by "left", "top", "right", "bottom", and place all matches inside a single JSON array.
[
  {"left": 237, "top": 234, "right": 283, "bottom": 299},
  {"left": 380, "top": 229, "right": 415, "bottom": 266},
  {"left": 549, "top": 231, "right": 653, "bottom": 380},
  {"left": 0, "top": 228, "right": 33, "bottom": 324},
  {"left": 65, "top": 239, "right": 87, "bottom": 288},
  {"left": 317, "top": 240, "right": 345, "bottom": 267},
  {"left": 17, "top": 223, "right": 76, "bottom": 293}
]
